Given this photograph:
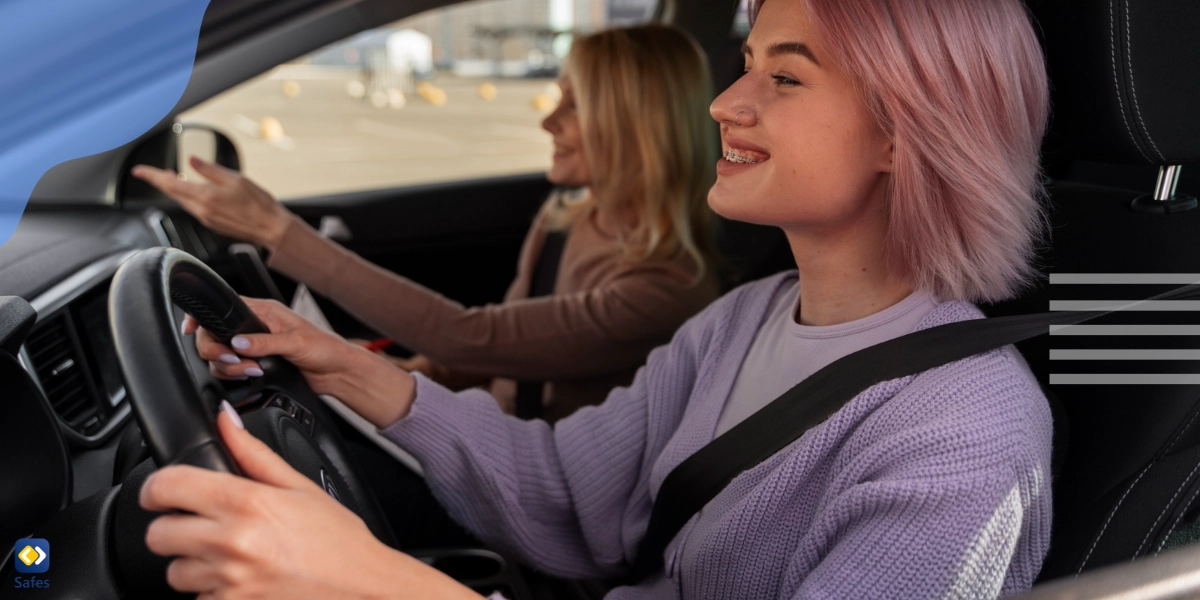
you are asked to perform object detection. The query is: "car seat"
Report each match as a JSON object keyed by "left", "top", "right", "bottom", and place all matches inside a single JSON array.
[{"left": 984, "top": 0, "right": 1200, "bottom": 581}]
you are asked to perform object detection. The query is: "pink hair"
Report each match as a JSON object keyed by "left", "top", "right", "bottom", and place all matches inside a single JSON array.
[{"left": 752, "top": 0, "right": 1050, "bottom": 302}]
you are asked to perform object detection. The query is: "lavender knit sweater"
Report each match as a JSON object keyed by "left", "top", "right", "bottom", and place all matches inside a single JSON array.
[{"left": 380, "top": 272, "right": 1054, "bottom": 599}]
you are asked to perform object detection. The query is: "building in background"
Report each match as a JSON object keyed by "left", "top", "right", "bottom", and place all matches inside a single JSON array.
[
  {"left": 384, "top": 0, "right": 655, "bottom": 77},
  {"left": 180, "top": 0, "right": 658, "bottom": 198},
  {"left": 299, "top": 0, "right": 656, "bottom": 78}
]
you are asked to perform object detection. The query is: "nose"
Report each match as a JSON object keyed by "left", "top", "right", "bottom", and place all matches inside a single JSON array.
[
  {"left": 710, "top": 77, "right": 757, "bottom": 128},
  {"left": 541, "top": 106, "right": 561, "bottom": 134}
]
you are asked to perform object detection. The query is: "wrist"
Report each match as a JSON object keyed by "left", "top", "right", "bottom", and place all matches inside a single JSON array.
[
  {"left": 259, "top": 209, "right": 292, "bottom": 252},
  {"left": 331, "top": 345, "right": 416, "bottom": 428}
]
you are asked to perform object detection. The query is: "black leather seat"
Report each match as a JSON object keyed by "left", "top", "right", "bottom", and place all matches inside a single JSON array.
[{"left": 984, "top": 0, "right": 1200, "bottom": 581}]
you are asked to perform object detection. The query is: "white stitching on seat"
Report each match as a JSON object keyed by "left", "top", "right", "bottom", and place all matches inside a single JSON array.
[
  {"left": 1134, "top": 459, "right": 1200, "bottom": 557},
  {"left": 1079, "top": 464, "right": 1154, "bottom": 572},
  {"left": 1155, "top": 482, "right": 1200, "bottom": 554},
  {"left": 1124, "top": 0, "right": 1166, "bottom": 162},
  {"left": 1078, "top": 405, "right": 1200, "bottom": 572},
  {"left": 1110, "top": 0, "right": 1154, "bottom": 163}
]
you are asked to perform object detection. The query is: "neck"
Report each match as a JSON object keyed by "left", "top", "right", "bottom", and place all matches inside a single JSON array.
[
  {"left": 591, "top": 195, "right": 638, "bottom": 237},
  {"left": 783, "top": 199, "right": 914, "bottom": 327}
]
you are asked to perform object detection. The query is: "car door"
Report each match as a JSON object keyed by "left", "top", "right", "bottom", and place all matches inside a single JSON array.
[{"left": 281, "top": 175, "right": 550, "bottom": 337}]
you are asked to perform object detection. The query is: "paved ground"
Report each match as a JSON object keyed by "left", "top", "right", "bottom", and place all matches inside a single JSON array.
[{"left": 180, "top": 64, "right": 556, "bottom": 199}]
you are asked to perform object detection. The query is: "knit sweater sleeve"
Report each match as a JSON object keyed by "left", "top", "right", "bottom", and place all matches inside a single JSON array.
[
  {"left": 376, "top": 297, "right": 716, "bottom": 579},
  {"left": 789, "top": 471, "right": 1031, "bottom": 600},
  {"left": 786, "top": 349, "right": 1052, "bottom": 600}
]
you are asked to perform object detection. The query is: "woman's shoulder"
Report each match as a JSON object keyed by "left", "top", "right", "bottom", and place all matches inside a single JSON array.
[
  {"left": 911, "top": 298, "right": 987, "bottom": 329},
  {"left": 906, "top": 300, "right": 1044, "bottom": 401},
  {"left": 878, "top": 300, "right": 1052, "bottom": 457},
  {"left": 841, "top": 341, "right": 1052, "bottom": 495},
  {"left": 910, "top": 300, "right": 1040, "bottom": 400}
]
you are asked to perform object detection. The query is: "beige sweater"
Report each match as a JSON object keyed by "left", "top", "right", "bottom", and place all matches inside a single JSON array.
[{"left": 267, "top": 201, "right": 719, "bottom": 421}]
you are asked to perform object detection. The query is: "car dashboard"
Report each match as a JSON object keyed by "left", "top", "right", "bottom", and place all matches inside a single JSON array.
[{"left": 0, "top": 202, "right": 280, "bottom": 505}]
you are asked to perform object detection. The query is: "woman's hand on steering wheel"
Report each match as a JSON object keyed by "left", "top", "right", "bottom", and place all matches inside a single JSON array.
[
  {"left": 185, "top": 297, "right": 417, "bottom": 428},
  {"left": 131, "top": 156, "right": 293, "bottom": 251},
  {"left": 140, "top": 403, "right": 484, "bottom": 600}
]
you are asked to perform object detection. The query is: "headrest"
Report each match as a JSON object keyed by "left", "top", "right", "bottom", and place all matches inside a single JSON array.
[{"left": 1034, "top": 1, "right": 1200, "bottom": 166}]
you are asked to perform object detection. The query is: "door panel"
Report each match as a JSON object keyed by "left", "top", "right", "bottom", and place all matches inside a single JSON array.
[{"left": 279, "top": 173, "right": 553, "bottom": 339}]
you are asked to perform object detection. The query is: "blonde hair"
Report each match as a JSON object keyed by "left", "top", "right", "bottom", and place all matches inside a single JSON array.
[{"left": 556, "top": 24, "right": 717, "bottom": 280}]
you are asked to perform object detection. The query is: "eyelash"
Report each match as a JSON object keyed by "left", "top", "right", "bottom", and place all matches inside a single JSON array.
[
  {"left": 771, "top": 74, "right": 801, "bottom": 87},
  {"left": 740, "top": 68, "right": 802, "bottom": 88}
]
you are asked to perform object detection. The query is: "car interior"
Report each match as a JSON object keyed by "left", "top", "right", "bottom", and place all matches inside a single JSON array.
[{"left": 2, "top": 0, "right": 1200, "bottom": 598}]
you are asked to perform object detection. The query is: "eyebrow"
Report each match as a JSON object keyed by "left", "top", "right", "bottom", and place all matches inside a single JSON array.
[{"left": 741, "top": 41, "right": 821, "bottom": 66}]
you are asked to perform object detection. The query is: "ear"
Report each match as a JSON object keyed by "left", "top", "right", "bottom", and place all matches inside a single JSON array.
[{"left": 879, "top": 139, "right": 895, "bottom": 174}]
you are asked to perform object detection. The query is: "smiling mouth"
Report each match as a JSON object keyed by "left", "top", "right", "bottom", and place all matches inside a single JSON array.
[{"left": 723, "top": 149, "right": 765, "bottom": 164}]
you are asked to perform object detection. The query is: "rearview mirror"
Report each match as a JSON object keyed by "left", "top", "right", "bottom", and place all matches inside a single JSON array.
[{"left": 118, "top": 122, "right": 240, "bottom": 202}]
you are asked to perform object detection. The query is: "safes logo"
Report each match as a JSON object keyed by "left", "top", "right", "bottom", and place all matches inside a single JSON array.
[
  {"left": 12, "top": 538, "right": 50, "bottom": 591},
  {"left": 13, "top": 539, "right": 48, "bottom": 574}
]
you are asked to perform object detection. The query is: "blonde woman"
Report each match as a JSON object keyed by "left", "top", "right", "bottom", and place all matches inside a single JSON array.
[{"left": 134, "top": 24, "right": 721, "bottom": 422}]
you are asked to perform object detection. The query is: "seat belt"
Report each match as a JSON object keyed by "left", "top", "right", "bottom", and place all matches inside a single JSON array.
[
  {"left": 626, "top": 282, "right": 1200, "bottom": 582},
  {"left": 514, "top": 229, "right": 569, "bottom": 419}
]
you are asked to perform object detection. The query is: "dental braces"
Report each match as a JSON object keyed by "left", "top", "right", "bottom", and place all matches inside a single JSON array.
[{"left": 724, "top": 149, "right": 761, "bottom": 164}]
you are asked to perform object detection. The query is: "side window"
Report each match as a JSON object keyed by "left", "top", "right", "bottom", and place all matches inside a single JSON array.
[{"left": 179, "top": 0, "right": 656, "bottom": 200}]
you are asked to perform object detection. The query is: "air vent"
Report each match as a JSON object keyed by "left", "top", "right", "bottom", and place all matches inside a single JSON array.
[{"left": 24, "top": 316, "right": 101, "bottom": 434}]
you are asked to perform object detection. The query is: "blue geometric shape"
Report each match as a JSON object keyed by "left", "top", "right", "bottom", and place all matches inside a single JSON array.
[
  {"left": 0, "top": 0, "right": 212, "bottom": 247},
  {"left": 13, "top": 538, "right": 49, "bottom": 573}
]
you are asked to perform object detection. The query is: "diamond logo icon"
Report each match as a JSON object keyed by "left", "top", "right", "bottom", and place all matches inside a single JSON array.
[{"left": 13, "top": 538, "right": 48, "bottom": 573}]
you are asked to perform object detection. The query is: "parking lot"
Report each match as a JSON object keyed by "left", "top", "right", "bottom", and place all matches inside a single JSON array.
[{"left": 180, "top": 64, "right": 556, "bottom": 199}]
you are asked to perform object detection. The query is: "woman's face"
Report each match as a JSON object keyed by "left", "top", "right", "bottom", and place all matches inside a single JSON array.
[
  {"left": 541, "top": 75, "right": 591, "bottom": 187},
  {"left": 708, "top": 0, "right": 893, "bottom": 233}
]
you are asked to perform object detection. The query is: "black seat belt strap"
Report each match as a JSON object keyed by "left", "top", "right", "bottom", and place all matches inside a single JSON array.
[
  {"left": 626, "top": 282, "right": 1200, "bottom": 582},
  {"left": 514, "top": 228, "right": 568, "bottom": 420}
]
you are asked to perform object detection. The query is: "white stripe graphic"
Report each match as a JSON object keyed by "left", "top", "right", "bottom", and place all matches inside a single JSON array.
[
  {"left": 1050, "top": 274, "right": 1200, "bottom": 285},
  {"left": 1052, "top": 350, "right": 1200, "bottom": 360},
  {"left": 1050, "top": 300, "right": 1200, "bottom": 311},
  {"left": 1050, "top": 325, "right": 1200, "bottom": 336},
  {"left": 1052, "top": 374, "right": 1200, "bottom": 385}
]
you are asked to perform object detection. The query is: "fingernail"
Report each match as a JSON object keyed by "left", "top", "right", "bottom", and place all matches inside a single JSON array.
[
  {"left": 219, "top": 400, "right": 244, "bottom": 429},
  {"left": 180, "top": 319, "right": 189, "bottom": 336},
  {"left": 244, "top": 366, "right": 264, "bottom": 378},
  {"left": 219, "top": 353, "right": 241, "bottom": 365},
  {"left": 231, "top": 336, "right": 250, "bottom": 350}
]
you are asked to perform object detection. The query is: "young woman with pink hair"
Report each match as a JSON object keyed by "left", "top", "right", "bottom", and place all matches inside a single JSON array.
[{"left": 137, "top": 0, "right": 1054, "bottom": 597}]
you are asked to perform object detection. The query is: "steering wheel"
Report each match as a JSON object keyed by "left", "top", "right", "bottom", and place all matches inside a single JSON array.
[{"left": 108, "top": 247, "right": 397, "bottom": 595}]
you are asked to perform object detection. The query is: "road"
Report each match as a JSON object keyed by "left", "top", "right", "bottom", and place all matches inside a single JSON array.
[{"left": 180, "top": 64, "right": 556, "bottom": 199}]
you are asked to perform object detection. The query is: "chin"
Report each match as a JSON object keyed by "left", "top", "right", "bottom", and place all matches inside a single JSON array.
[
  {"left": 547, "top": 166, "right": 587, "bottom": 188},
  {"left": 707, "top": 182, "right": 777, "bottom": 226}
]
